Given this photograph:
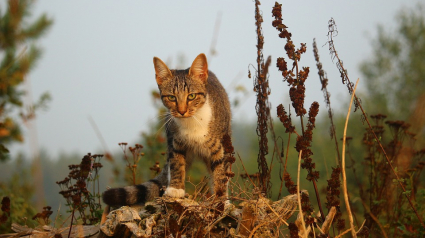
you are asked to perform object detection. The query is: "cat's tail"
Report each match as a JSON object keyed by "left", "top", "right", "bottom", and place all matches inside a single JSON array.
[{"left": 102, "top": 163, "right": 168, "bottom": 206}]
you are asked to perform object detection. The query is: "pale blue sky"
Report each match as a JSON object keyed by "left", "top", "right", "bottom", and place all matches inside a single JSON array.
[{"left": 9, "top": 0, "right": 422, "bottom": 157}]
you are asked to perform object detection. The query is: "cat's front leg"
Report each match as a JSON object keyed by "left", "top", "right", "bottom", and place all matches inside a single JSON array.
[
  {"left": 210, "top": 150, "right": 229, "bottom": 199},
  {"left": 164, "top": 150, "right": 186, "bottom": 198}
]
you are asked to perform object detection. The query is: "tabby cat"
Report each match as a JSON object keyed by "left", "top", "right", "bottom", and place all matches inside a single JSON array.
[{"left": 102, "top": 53, "right": 232, "bottom": 206}]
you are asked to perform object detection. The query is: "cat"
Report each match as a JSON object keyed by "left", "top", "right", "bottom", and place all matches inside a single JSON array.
[{"left": 102, "top": 53, "right": 232, "bottom": 206}]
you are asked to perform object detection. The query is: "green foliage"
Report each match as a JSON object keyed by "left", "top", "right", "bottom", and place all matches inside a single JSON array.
[
  {"left": 395, "top": 189, "right": 425, "bottom": 237},
  {"left": 0, "top": 0, "right": 53, "bottom": 161},
  {"left": 0, "top": 157, "right": 37, "bottom": 233}
]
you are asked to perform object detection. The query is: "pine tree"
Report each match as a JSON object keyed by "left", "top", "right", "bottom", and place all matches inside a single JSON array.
[{"left": 0, "top": 0, "right": 53, "bottom": 161}]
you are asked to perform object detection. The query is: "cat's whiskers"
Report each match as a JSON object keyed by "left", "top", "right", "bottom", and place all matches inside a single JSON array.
[
  {"left": 191, "top": 115, "right": 203, "bottom": 128},
  {"left": 156, "top": 115, "right": 173, "bottom": 136},
  {"left": 164, "top": 122, "right": 172, "bottom": 133},
  {"left": 164, "top": 115, "right": 174, "bottom": 133},
  {"left": 145, "top": 111, "right": 170, "bottom": 127},
  {"left": 157, "top": 112, "right": 171, "bottom": 120}
]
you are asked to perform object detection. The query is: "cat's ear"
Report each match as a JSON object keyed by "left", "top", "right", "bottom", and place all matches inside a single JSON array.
[
  {"left": 153, "top": 57, "right": 172, "bottom": 85},
  {"left": 189, "top": 53, "right": 208, "bottom": 83}
]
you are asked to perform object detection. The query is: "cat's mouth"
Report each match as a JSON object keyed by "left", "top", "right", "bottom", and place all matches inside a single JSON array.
[
  {"left": 171, "top": 109, "right": 195, "bottom": 118},
  {"left": 172, "top": 112, "right": 192, "bottom": 118},
  {"left": 174, "top": 114, "right": 192, "bottom": 119}
]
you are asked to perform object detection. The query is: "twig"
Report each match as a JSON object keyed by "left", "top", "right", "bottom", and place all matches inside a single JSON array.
[
  {"left": 248, "top": 220, "right": 269, "bottom": 238},
  {"left": 356, "top": 219, "right": 367, "bottom": 236},
  {"left": 263, "top": 198, "right": 289, "bottom": 226},
  {"left": 284, "top": 132, "right": 292, "bottom": 171},
  {"left": 237, "top": 153, "right": 258, "bottom": 188},
  {"left": 321, "top": 206, "right": 336, "bottom": 234},
  {"left": 316, "top": 223, "right": 325, "bottom": 235},
  {"left": 313, "top": 38, "right": 341, "bottom": 166},
  {"left": 359, "top": 198, "right": 388, "bottom": 238},
  {"left": 297, "top": 150, "right": 307, "bottom": 238},
  {"left": 207, "top": 11, "right": 222, "bottom": 62},
  {"left": 335, "top": 228, "right": 353, "bottom": 238},
  {"left": 67, "top": 208, "right": 75, "bottom": 238},
  {"left": 311, "top": 177, "right": 325, "bottom": 222},
  {"left": 59, "top": 213, "right": 73, "bottom": 230},
  {"left": 88, "top": 116, "right": 112, "bottom": 159},
  {"left": 268, "top": 112, "right": 282, "bottom": 182},
  {"left": 342, "top": 78, "right": 359, "bottom": 238},
  {"left": 52, "top": 203, "right": 61, "bottom": 230}
]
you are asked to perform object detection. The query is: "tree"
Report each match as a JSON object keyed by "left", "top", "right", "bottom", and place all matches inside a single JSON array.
[
  {"left": 360, "top": 3, "right": 425, "bottom": 128},
  {"left": 0, "top": 0, "right": 53, "bottom": 161}
]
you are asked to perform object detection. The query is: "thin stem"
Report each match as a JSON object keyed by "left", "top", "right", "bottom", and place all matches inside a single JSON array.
[
  {"left": 98, "top": 170, "right": 101, "bottom": 207},
  {"left": 278, "top": 132, "right": 292, "bottom": 200},
  {"left": 342, "top": 78, "right": 359, "bottom": 238},
  {"left": 284, "top": 132, "right": 292, "bottom": 171},
  {"left": 297, "top": 150, "right": 307, "bottom": 238},
  {"left": 269, "top": 114, "right": 282, "bottom": 181},
  {"left": 68, "top": 208, "right": 75, "bottom": 238},
  {"left": 300, "top": 116, "right": 305, "bottom": 136},
  {"left": 312, "top": 179, "right": 325, "bottom": 222},
  {"left": 313, "top": 39, "right": 341, "bottom": 165},
  {"left": 359, "top": 196, "right": 389, "bottom": 238},
  {"left": 237, "top": 153, "right": 258, "bottom": 189},
  {"left": 295, "top": 59, "right": 306, "bottom": 136}
]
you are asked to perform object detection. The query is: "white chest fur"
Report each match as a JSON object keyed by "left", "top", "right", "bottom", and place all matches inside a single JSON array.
[{"left": 174, "top": 98, "right": 212, "bottom": 144}]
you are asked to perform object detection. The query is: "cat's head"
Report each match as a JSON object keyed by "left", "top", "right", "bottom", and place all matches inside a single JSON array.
[{"left": 153, "top": 53, "right": 209, "bottom": 118}]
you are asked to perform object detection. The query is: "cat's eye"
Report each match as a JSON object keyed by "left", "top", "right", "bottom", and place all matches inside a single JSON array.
[
  {"left": 167, "top": 95, "right": 176, "bottom": 101},
  {"left": 187, "top": 93, "right": 196, "bottom": 100}
]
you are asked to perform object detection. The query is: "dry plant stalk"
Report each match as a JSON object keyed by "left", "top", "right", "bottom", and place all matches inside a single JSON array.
[
  {"left": 253, "top": 0, "right": 272, "bottom": 196},
  {"left": 313, "top": 38, "right": 341, "bottom": 165},
  {"left": 327, "top": 18, "right": 425, "bottom": 229},
  {"left": 272, "top": 2, "right": 324, "bottom": 221},
  {"left": 321, "top": 206, "right": 336, "bottom": 234},
  {"left": 296, "top": 150, "right": 307, "bottom": 238},
  {"left": 56, "top": 153, "right": 104, "bottom": 226},
  {"left": 119, "top": 143, "right": 144, "bottom": 185},
  {"left": 342, "top": 78, "right": 360, "bottom": 238}
]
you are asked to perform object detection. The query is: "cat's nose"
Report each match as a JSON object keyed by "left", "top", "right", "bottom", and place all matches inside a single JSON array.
[{"left": 178, "top": 109, "right": 187, "bottom": 116}]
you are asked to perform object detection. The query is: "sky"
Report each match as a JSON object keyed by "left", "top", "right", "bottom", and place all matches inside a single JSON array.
[{"left": 8, "top": 0, "right": 422, "bottom": 158}]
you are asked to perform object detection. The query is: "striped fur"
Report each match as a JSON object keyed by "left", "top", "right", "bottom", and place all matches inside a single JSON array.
[
  {"left": 102, "top": 166, "right": 168, "bottom": 206},
  {"left": 102, "top": 53, "right": 231, "bottom": 207}
]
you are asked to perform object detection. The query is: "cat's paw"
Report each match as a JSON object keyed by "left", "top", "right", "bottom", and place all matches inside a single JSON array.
[{"left": 164, "top": 187, "right": 185, "bottom": 198}]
